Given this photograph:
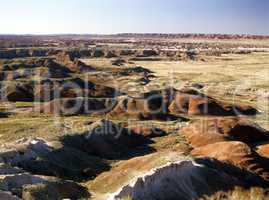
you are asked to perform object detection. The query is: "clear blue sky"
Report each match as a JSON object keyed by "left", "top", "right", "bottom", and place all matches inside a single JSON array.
[{"left": 0, "top": 0, "right": 268, "bottom": 35}]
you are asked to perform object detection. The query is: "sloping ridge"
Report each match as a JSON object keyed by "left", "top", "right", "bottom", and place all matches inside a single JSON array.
[
  {"left": 109, "top": 88, "right": 258, "bottom": 120},
  {"left": 182, "top": 117, "right": 269, "bottom": 181},
  {"left": 112, "top": 157, "right": 268, "bottom": 200}
]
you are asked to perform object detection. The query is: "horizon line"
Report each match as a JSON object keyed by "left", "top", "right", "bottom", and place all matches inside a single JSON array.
[{"left": 0, "top": 32, "right": 268, "bottom": 37}]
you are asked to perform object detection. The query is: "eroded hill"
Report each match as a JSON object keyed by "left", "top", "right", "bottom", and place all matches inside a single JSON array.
[{"left": 0, "top": 35, "right": 269, "bottom": 200}]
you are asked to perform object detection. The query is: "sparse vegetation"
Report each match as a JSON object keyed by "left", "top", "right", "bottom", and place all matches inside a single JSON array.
[{"left": 0, "top": 34, "right": 269, "bottom": 200}]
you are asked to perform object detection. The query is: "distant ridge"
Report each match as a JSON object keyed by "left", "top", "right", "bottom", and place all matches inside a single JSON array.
[{"left": 0, "top": 33, "right": 268, "bottom": 40}]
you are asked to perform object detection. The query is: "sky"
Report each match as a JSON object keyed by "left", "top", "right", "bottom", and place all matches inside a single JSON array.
[{"left": 0, "top": 0, "right": 268, "bottom": 35}]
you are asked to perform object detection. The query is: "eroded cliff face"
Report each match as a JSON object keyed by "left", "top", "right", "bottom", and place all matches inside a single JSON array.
[{"left": 112, "top": 158, "right": 268, "bottom": 200}]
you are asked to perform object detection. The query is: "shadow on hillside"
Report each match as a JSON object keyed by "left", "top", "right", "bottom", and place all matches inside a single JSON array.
[
  {"left": 0, "top": 145, "right": 110, "bottom": 182},
  {"left": 116, "top": 157, "right": 269, "bottom": 200},
  {"left": 0, "top": 125, "right": 156, "bottom": 182},
  {"left": 61, "top": 132, "right": 156, "bottom": 161}
]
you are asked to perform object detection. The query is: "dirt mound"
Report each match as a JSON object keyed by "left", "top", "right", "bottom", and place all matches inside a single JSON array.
[
  {"left": 1, "top": 74, "right": 120, "bottom": 102},
  {"left": 1, "top": 138, "right": 109, "bottom": 181},
  {"left": 192, "top": 141, "right": 253, "bottom": 166},
  {"left": 182, "top": 117, "right": 269, "bottom": 181},
  {"left": 0, "top": 58, "right": 72, "bottom": 80},
  {"left": 37, "top": 78, "right": 119, "bottom": 100},
  {"left": 0, "top": 58, "right": 95, "bottom": 102},
  {"left": 113, "top": 157, "right": 268, "bottom": 200},
  {"left": 109, "top": 96, "right": 178, "bottom": 121},
  {"left": 191, "top": 141, "right": 269, "bottom": 180},
  {"left": 109, "top": 87, "right": 257, "bottom": 120},
  {"left": 110, "top": 87, "right": 257, "bottom": 119},
  {"left": 62, "top": 119, "right": 152, "bottom": 159},
  {"left": 0, "top": 149, "right": 90, "bottom": 200},
  {"left": 41, "top": 58, "right": 72, "bottom": 77},
  {"left": 169, "top": 90, "right": 258, "bottom": 116},
  {"left": 181, "top": 117, "right": 269, "bottom": 148},
  {"left": 108, "top": 88, "right": 174, "bottom": 120},
  {"left": 0, "top": 58, "right": 67, "bottom": 71},
  {"left": 36, "top": 86, "right": 257, "bottom": 118},
  {"left": 53, "top": 78, "right": 119, "bottom": 98},
  {"left": 88, "top": 152, "right": 183, "bottom": 195},
  {"left": 55, "top": 51, "right": 94, "bottom": 72}
]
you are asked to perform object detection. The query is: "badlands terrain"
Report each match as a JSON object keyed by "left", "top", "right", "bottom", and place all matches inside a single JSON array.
[{"left": 0, "top": 34, "right": 269, "bottom": 200}]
